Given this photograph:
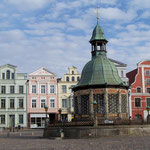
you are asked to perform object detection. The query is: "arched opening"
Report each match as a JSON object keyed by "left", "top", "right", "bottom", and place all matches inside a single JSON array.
[
  {"left": 66, "top": 76, "right": 69, "bottom": 81},
  {"left": 6, "top": 70, "right": 10, "bottom": 79}
]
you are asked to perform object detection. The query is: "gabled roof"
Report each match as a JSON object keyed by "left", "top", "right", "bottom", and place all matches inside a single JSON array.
[
  {"left": 126, "top": 69, "right": 138, "bottom": 85},
  {"left": 0, "top": 64, "right": 17, "bottom": 69},
  {"left": 109, "top": 58, "right": 127, "bottom": 67},
  {"left": 29, "top": 67, "right": 56, "bottom": 76}
]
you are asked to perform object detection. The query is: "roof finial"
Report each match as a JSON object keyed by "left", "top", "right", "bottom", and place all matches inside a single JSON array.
[{"left": 94, "top": 7, "right": 100, "bottom": 24}]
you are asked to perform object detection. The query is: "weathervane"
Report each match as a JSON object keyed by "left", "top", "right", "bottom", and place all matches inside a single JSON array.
[{"left": 94, "top": 7, "right": 100, "bottom": 24}]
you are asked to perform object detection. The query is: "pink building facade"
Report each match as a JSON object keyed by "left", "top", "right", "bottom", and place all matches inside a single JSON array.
[{"left": 27, "top": 67, "right": 58, "bottom": 128}]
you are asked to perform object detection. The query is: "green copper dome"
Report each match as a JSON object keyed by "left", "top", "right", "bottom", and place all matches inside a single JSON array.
[
  {"left": 89, "top": 23, "right": 107, "bottom": 42},
  {"left": 77, "top": 51, "right": 126, "bottom": 87}
]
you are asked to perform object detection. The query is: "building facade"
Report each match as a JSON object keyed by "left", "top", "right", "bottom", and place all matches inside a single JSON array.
[
  {"left": 110, "top": 59, "right": 128, "bottom": 85},
  {"left": 58, "top": 66, "right": 81, "bottom": 121},
  {"left": 127, "top": 60, "right": 150, "bottom": 121},
  {"left": 0, "top": 64, "right": 27, "bottom": 128},
  {"left": 27, "top": 67, "right": 58, "bottom": 128}
]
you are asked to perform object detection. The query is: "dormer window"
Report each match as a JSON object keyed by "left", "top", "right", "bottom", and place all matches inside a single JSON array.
[
  {"left": 146, "top": 70, "right": 150, "bottom": 76},
  {"left": 137, "top": 87, "right": 141, "bottom": 93},
  {"left": 121, "top": 71, "right": 124, "bottom": 78},
  {"left": 72, "top": 71, "right": 74, "bottom": 75},
  {"left": 12, "top": 73, "right": 15, "bottom": 79},
  {"left": 6, "top": 70, "right": 10, "bottom": 79},
  {"left": 2, "top": 73, "right": 5, "bottom": 79}
]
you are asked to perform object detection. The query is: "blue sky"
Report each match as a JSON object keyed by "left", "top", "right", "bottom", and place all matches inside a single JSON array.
[{"left": 0, "top": 0, "right": 150, "bottom": 77}]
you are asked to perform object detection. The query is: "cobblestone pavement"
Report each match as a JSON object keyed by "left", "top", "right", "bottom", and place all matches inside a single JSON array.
[{"left": 0, "top": 130, "right": 150, "bottom": 150}]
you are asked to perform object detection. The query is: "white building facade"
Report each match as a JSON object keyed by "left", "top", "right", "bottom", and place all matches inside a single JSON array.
[{"left": 0, "top": 64, "right": 27, "bottom": 128}]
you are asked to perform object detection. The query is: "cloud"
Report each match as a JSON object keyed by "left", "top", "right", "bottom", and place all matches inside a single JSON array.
[
  {"left": 129, "top": 0, "right": 150, "bottom": 9},
  {"left": 5, "top": 0, "right": 54, "bottom": 11},
  {"left": 100, "top": 8, "right": 137, "bottom": 22}
]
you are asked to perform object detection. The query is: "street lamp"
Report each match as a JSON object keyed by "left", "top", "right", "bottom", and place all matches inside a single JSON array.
[
  {"left": 146, "top": 106, "right": 150, "bottom": 123},
  {"left": 93, "top": 100, "right": 98, "bottom": 126},
  {"left": 58, "top": 108, "right": 62, "bottom": 122},
  {"left": 44, "top": 105, "right": 48, "bottom": 127}
]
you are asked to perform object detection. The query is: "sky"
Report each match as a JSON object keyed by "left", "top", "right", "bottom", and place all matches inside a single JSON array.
[{"left": 0, "top": 0, "right": 150, "bottom": 77}]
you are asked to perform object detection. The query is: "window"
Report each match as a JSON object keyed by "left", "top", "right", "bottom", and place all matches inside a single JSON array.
[
  {"left": 135, "top": 98, "right": 141, "bottom": 107},
  {"left": 72, "top": 71, "right": 74, "bottom": 74},
  {"left": 6, "top": 70, "right": 10, "bottom": 79},
  {"left": 147, "top": 98, "right": 150, "bottom": 107},
  {"left": 66, "top": 76, "right": 69, "bottom": 81},
  {"left": 10, "top": 99, "right": 14, "bottom": 109},
  {"left": 1, "top": 99, "right": 5, "bottom": 109},
  {"left": 146, "top": 70, "right": 150, "bottom": 76},
  {"left": 77, "top": 76, "right": 80, "bottom": 81},
  {"left": 137, "top": 87, "right": 141, "bottom": 93},
  {"left": 19, "top": 115, "right": 23, "bottom": 124},
  {"left": 72, "top": 99, "right": 74, "bottom": 107},
  {"left": 121, "top": 71, "right": 124, "bottom": 77},
  {"left": 19, "top": 99, "right": 23, "bottom": 108},
  {"left": 32, "top": 76, "right": 36, "bottom": 79},
  {"left": 50, "top": 85, "right": 55, "bottom": 94},
  {"left": 32, "top": 99, "right": 36, "bottom": 108},
  {"left": 50, "top": 99, "right": 55, "bottom": 108},
  {"left": 62, "top": 85, "right": 67, "bottom": 93},
  {"left": 41, "top": 85, "right": 46, "bottom": 93},
  {"left": 32, "top": 85, "right": 36, "bottom": 93},
  {"left": 12, "top": 73, "right": 15, "bottom": 79},
  {"left": 62, "top": 99, "right": 67, "bottom": 108},
  {"left": 1, "top": 86, "right": 6, "bottom": 94},
  {"left": 0, "top": 115, "right": 5, "bottom": 124},
  {"left": 146, "top": 79, "right": 150, "bottom": 85},
  {"left": 19, "top": 86, "right": 24, "bottom": 94},
  {"left": 2, "top": 73, "right": 5, "bottom": 79},
  {"left": 147, "top": 88, "right": 150, "bottom": 93},
  {"left": 72, "top": 76, "right": 75, "bottom": 81},
  {"left": 41, "top": 99, "right": 45, "bottom": 108},
  {"left": 10, "top": 86, "right": 15, "bottom": 94}
]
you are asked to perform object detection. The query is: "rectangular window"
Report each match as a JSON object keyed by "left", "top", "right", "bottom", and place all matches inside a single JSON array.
[
  {"left": 146, "top": 79, "right": 150, "bottom": 85},
  {"left": 41, "top": 99, "right": 45, "bottom": 108},
  {"left": 32, "top": 99, "right": 36, "bottom": 108},
  {"left": 41, "top": 85, "right": 46, "bottom": 93},
  {"left": 2, "top": 73, "right": 5, "bottom": 79},
  {"left": 146, "top": 70, "right": 150, "bottom": 76},
  {"left": 50, "top": 85, "right": 55, "bottom": 93},
  {"left": 10, "top": 99, "right": 15, "bottom": 109},
  {"left": 19, "top": 86, "right": 24, "bottom": 94},
  {"left": 0, "top": 115, "right": 5, "bottom": 124},
  {"left": 19, "top": 115, "right": 23, "bottom": 124},
  {"left": 1, "top": 86, "right": 6, "bottom": 94},
  {"left": 50, "top": 99, "right": 55, "bottom": 108},
  {"left": 147, "top": 98, "right": 150, "bottom": 107},
  {"left": 137, "top": 87, "right": 141, "bottom": 93},
  {"left": 62, "top": 85, "right": 67, "bottom": 93},
  {"left": 10, "top": 86, "right": 15, "bottom": 94},
  {"left": 12, "top": 73, "right": 15, "bottom": 79},
  {"left": 135, "top": 98, "right": 141, "bottom": 107},
  {"left": 147, "top": 88, "right": 150, "bottom": 93},
  {"left": 1, "top": 99, "right": 6, "bottom": 109},
  {"left": 32, "top": 85, "right": 36, "bottom": 93},
  {"left": 19, "top": 99, "right": 23, "bottom": 108},
  {"left": 62, "top": 99, "right": 67, "bottom": 108}
]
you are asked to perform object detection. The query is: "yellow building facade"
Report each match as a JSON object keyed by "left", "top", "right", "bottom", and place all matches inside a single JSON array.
[{"left": 58, "top": 66, "right": 81, "bottom": 121}]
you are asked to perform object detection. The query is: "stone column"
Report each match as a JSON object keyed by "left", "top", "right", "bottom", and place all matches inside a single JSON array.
[
  {"left": 126, "top": 93, "right": 129, "bottom": 118},
  {"left": 118, "top": 89, "right": 121, "bottom": 118},
  {"left": 104, "top": 88, "right": 108, "bottom": 119},
  {"left": 89, "top": 89, "right": 94, "bottom": 120}
]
